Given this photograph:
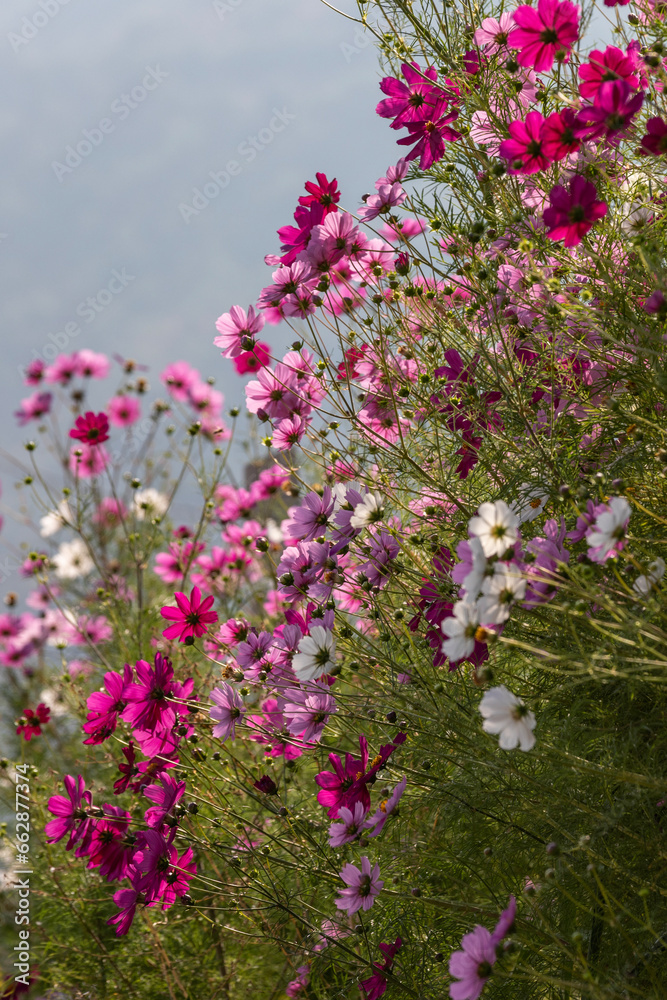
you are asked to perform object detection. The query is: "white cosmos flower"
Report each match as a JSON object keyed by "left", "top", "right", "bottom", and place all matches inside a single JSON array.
[
  {"left": 586, "top": 496, "right": 631, "bottom": 562},
  {"left": 441, "top": 600, "right": 485, "bottom": 663},
  {"left": 468, "top": 500, "right": 519, "bottom": 558},
  {"left": 633, "top": 557, "right": 666, "bottom": 597},
  {"left": 510, "top": 486, "right": 548, "bottom": 524},
  {"left": 461, "top": 536, "right": 488, "bottom": 600},
  {"left": 133, "top": 488, "right": 169, "bottom": 520},
  {"left": 40, "top": 499, "right": 73, "bottom": 538},
  {"left": 479, "top": 685, "right": 536, "bottom": 751},
  {"left": 52, "top": 538, "right": 94, "bottom": 580},
  {"left": 265, "top": 518, "right": 284, "bottom": 545},
  {"left": 478, "top": 563, "right": 526, "bottom": 624},
  {"left": 292, "top": 626, "right": 337, "bottom": 682},
  {"left": 350, "top": 493, "right": 385, "bottom": 530}
]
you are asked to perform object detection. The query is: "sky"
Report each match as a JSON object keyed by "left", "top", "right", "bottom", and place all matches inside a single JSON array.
[{"left": 0, "top": 0, "right": 400, "bottom": 563}]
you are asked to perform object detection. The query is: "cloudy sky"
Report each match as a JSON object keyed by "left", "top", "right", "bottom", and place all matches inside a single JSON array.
[{"left": 0, "top": 0, "right": 401, "bottom": 553}]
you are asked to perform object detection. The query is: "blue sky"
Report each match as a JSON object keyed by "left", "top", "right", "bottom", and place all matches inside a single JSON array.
[{"left": 0, "top": 0, "right": 400, "bottom": 550}]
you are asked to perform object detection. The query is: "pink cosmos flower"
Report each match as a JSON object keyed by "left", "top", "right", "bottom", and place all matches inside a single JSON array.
[
  {"left": 82, "top": 663, "right": 133, "bottom": 744},
  {"left": 107, "top": 395, "right": 141, "bottom": 427},
  {"left": 578, "top": 44, "right": 643, "bottom": 99},
  {"left": 16, "top": 702, "right": 50, "bottom": 740},
  {"left": 75, "top": 349, "right": 110, "bottom": 379},
  {"left": 92, "top": 497, "right": 128, "bottom": 528},
  {"left": 143, "top": 773, "right": 186, "bottom": 828},
  {"left": 448, "top": 926, "right": 496, "bottom": 999},
  {"left": 644, "top": 289, "right": 667, "bottom": 315},
  {"left": 69, "top": 443, "right": 110, "bottom": 478},
  {"left": 508, "top": 0, "right": 580, "bottom": 73},
  {"left": 285, "top": 965, "right": 310, "bottom": 998},
  {"left": 364, "top": 776, "right": 407, "bottom": 838},
  {"left": 160, "top": 585, "right": 218, "bottom": 644},
  {"left": 448, "top": 896, "right": 517, "bottom": 999},
  {"left": 233, "top": 342, "right": 271, "bottom": 375},
  {"left": 214, "top": 304, "right": 265, "bottom": 359},
  {"left": 23, "top": 358, "right": 46, "bottom": 385},
  {"left": 474, "top": 13, "right": 516, "bottom": 53},
  {"left": 133, "top": 829, "right": 196, "bottom": 905},
  {"left": 44, "top": 352, "right": 79, "bottom": 385},
  {"left": 107, "top": 885, "right": 145, "bottom": 936},
  {"left": 122, "top": 653, "right": 193, "bottom": 735},
  {"left": 298, "top": 172, "right": 340, "bottom": 209},
  {"left": 161, "top": 360, "right": 199, "bottom": 401},
  {"left": 69, "top": 411, "right": 110, "bottom": 446},
  {"left": 84, "top": 805, "right": 133, "bottom": 882},
  {"left": 14, "top": 391, "right": 52, "bottom": 425},
  {"left": 209, "top": 683, "right": 245, "bottom": 740},
  {"left": 360, "top": 938, "right": 403, "bottom": 1000},
  {"left": 540, "top": 108, "right": 580, "bottom": 161},
  {"left": 283, "top": 688, "right": 337, "bottom": 742},
  {"left": 376, "top": 62, "right": 442, "bottom": 127},
  {"left": 46, "top": 774, "right": 93, "bottom": 849},
  {"left": 499, "top": 111, "right": 549, "bottom": 174},
  {"left": 328, "top": 801, "right": 369, "bottom": 847},
  {"left": 543, "top": 175, "right": 607, "bottom": 247},
  {"left": 396, "top": 101, "right": 462, "bottom": 169},
  {"left": 639, "top": 116, "right": 667, "bottom": 155},
  {"left": 573, "top": 80, "right": 644, "bottom": 145},
  {"left": 335, "top": 856, "right": 383, "bottom": 914}
]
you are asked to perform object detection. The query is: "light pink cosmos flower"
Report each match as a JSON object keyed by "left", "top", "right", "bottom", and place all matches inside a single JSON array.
[
  {"left": 69, "top": 443, "right": 110, "bottom": 479},
  {"left": 448, "top": 925, "right": 496, "bottom": 999},
  {"left": 75, "top": 349, "right": 110, "bottom": 379},
  {"left": 283, "top": 688, "right": 337, "bottom": 742},
  {"left": 328, "top": 802, "right": 369, "bottom": 847},
  {"left": 474, "top": 13, "right": 516, "bottom": 54},
  {"left": 107, "top": 395, "right": 141, "bottom": 427},
  {"left": 14, "top": 390, "right": 52, "bottom": 425},
  {"left": 209, "top": 683, "right": 245, "bottom": 740},
  {"left": 508, "top": 0, "right": 580, "bottom": 73},
  {"left": 586, "top": 496, "right": 631, "bottom": 562},
  {"left": 161, "top": 360, "right": 199, "bottom": 402},
  {"left": 335, "top": 856, "right": 383, "bottom": 914},
  {"left": 364, "top": 776, "right": 407, "bottom": 838},
  {"left": 214, "top": 304, "right": 265, "bottom": 359}
]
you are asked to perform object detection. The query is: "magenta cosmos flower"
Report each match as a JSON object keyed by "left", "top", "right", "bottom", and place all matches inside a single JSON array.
[
  {"left": 578, "top": 44, "right": 642, "bottom": 100},
  {"left": 335, "top": 856, "right": 383, "bottom": 914},
  {"left": 15, "top": 390, "right": 52, "bottom": 425},
  {"left": 499, "top": 111, "right": 550, "bottom": 174},
  {"left": 209, "top": 682, "right": 245, "bottom": 740},
  {"left": 16, "top": 702, "right": 50, "bottom": 741},
  {"left": 69, "top": 411, "right": 110, "bottom": 446},
  {"left": 121, "top": 652, "right": 193, "bottom": 732},
  {"left": 574, "top": 79, "right": 644, "bottom": 146},
  {"left": 45, "top": 774, "right": 92, "bottom": 850},
  {"left": 639, "top": 116, "right": 667, "bottom": 155},
  {"left": 508, "top": 0, "right": 580, "bottom": 73},
  {"left": 376, "top": 62, "right": 442, "bottom": 128},
  {"left": 396, "top": 101, "right": 462, "bottom": 169},
  {"left": 543, "top": 175, "right": 607, "bottom": 247},
  {"left": 540, "top": 107, "right": 580, "bottom": 161},
  {"left": 160, "top": 585, "right": 218, "bottom": 643},
  {"left": 360, "top": 938, "right": 403, "bottom": 1000}
]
